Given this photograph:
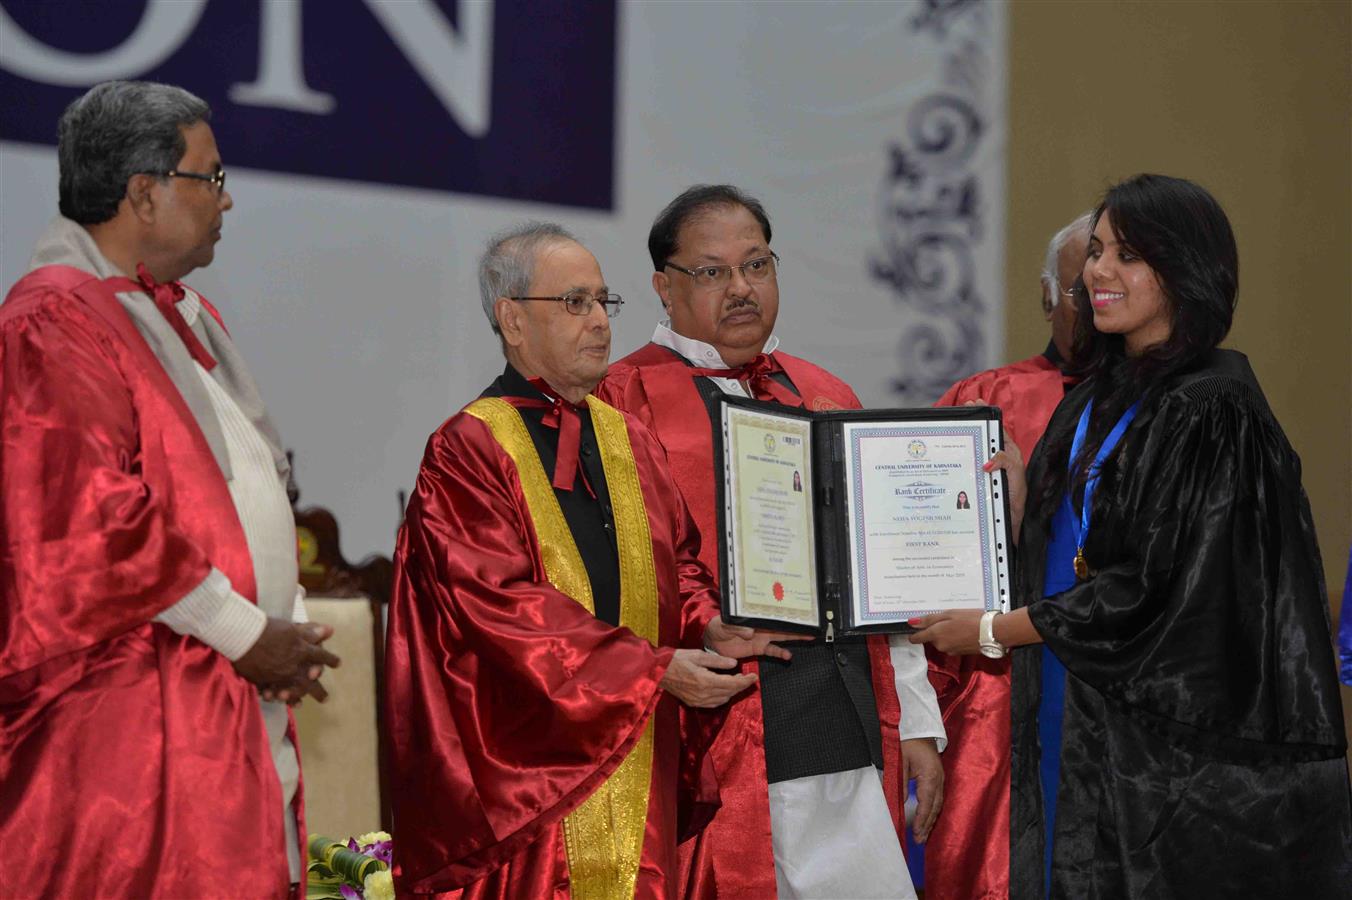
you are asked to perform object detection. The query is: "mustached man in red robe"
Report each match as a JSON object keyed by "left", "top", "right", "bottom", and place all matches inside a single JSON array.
[
  {"left": 599, "top": 185, "right": 947, "bottom": 899},
  {"left": 386, "top": 224, "right": 799, "bottom": 898},
  {"left": 921, "top": 211, "right": 1091, "bottom": 900},
  {"left": 0, "top": 82, "right": 340, "bottom": 898}
]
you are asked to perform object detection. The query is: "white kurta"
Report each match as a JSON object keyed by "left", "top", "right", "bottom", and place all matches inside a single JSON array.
[{"left": 156, "top": 291, "right": 308, "bottom": 880}]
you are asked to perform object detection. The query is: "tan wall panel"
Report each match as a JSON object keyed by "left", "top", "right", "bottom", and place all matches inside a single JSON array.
[{"left": 1007, "top": 0, "right": 1351, "bottom": 599}]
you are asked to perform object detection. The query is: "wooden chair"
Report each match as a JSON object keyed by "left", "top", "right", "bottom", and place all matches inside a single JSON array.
[{"left": 291, "top": 503, "right": 395, "bottom": 837}]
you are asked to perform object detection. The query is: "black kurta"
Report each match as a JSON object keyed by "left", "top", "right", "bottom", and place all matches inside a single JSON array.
[{"left": 1010, "top": 349, "right": 1352, "bottom": 898}]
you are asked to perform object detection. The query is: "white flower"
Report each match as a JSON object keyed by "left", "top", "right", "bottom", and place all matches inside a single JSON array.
[
  {"left": 363, "top": 869, "right": 395, "bottom": 900},
  {"left": 355, "top": 830, "right": 392, "bottom": 846}
]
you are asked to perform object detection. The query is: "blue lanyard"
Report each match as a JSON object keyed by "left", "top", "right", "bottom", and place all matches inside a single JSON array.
[{"left": 1067, "top": 398, "right": 1140, "bottom": 579}]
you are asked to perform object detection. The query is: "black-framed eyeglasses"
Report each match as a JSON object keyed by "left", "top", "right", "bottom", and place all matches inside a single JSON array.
[
  {"left": 663, "top": 252, "right": 779, "bottom": 289},
  {"left": 510, "top": 291, "right": 624, "bottom": 318},
  {"left": 156, "top": 167, "right": 227, "bottom": 194}
]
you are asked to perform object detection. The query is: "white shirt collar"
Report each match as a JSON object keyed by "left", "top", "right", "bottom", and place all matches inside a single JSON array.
[{"left": 650, "top": 320, "right": 780, "bottom": 368}]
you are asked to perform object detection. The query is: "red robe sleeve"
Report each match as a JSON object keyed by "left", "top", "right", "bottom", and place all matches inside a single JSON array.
[
  {"left": 927, "top": 358, "right": 1066, "bottom": 699},
  {"left": 0, "top": 290, "right": 213, "bottom": 677},
  {"left": 386, "top": 414, "right": 678, "bottom": 892},
  {"left": 924, "top": 357, "right": 1070, "bottom": 900},
  {"left": 926, "top": 372, "right": 991, "bottom": 704}
]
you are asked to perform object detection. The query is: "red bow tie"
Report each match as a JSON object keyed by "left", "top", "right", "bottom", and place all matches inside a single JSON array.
[
  {"left": 505, "top": 379, "right": 589, "bottom": 493},
  {"left": 135, "top": 263, "right": 217, "bottom": 370},
  {"left": 691, "top": 353, "right": 802, "bottom": 408}
]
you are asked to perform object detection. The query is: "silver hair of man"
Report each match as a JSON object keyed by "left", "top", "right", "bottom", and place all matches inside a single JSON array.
[
  {"left": 1040, "top": 211, "right": 1095, "bottom": 307},
  {"left": 58, "top": 81, "right": 211, "bottom": 226},
  {"left": 478, "top": 222, "right": 579, "bottom": 335}
]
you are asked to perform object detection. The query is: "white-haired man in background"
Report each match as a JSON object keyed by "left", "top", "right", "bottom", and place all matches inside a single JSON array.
[{"left": 921, "top": 211, "right": 1092, "bottom": 900}]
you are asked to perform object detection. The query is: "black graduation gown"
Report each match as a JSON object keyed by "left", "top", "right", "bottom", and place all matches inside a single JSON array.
[{"left": 1010, "top": 349, "right": 1352, "bottom": 899}]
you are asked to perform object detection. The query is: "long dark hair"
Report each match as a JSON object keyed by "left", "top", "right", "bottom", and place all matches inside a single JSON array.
[{"left": 1033, "top": 174, "right": 1239, "bottom": 518}]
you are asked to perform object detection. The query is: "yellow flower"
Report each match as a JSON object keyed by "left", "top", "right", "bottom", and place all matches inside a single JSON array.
[
  {"left": 355, "top": 831, "right": 392, "bottom": 845},
  {"left": 364, "top": 869, "right": 395, "bottom": 900}
]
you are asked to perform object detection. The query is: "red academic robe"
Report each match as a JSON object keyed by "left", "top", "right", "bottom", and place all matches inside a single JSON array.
[
  {"left": 385, "top": 397, "right": 722, "bottom": 898},
  {"left": 924, "top": 351, "right": 1071, "bottom": 900},
  {"left": 598, "top": 343, "right": 905, "bottom": 899},
  {"left": 0, "top": 266, "right": 296, "bottom": 898}
]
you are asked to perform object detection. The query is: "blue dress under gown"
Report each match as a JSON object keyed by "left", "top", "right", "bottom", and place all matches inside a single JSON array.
[{"left": 1036, "top": 495, "right": 1078, "bottom": 889}]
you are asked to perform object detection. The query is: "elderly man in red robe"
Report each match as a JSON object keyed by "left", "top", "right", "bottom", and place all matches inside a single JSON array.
[
  {"left": 386, "top": 223, "right": 797, "bottom": 898},
  {"left": 599, "top": 185, "right": 946, "bottom": 899},
  {"left": 921, "top": 211, "right": 1091, "bottom": 900},
  {"left": 0, "top": 81, "right": 339, "bottom": 898}
]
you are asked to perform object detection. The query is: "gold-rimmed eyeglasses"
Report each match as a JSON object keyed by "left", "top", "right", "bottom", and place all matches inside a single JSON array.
[{"left": 1060, "top": 280, "right": 1087, "bottom": 302}]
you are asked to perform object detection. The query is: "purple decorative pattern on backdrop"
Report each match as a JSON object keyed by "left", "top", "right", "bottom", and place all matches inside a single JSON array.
[{"left": 870, "top": 0, "right": 995, "bottom": 403}]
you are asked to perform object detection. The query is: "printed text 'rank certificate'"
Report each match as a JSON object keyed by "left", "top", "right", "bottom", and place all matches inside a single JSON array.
[{"left": 841, "top": 422, "right": 1004, "bottom": 624}]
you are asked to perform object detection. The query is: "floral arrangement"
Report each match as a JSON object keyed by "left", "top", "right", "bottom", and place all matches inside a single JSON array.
[{"left": 306, "top": 831, "right": 394, "bottom": 900}]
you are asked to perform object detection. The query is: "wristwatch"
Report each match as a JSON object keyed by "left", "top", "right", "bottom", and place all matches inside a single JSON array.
[{"left": 978, "top": 610, "right": 1007, "bottom": 659}]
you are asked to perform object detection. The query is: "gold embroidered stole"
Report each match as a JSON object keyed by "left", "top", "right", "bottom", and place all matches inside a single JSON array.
[{"left": 465, "top": 396, "right": 659, "bottom": 900}]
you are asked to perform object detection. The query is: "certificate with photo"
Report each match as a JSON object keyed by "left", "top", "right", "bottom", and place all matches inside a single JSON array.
[
  {"left": 715, "top": 396, "right": 1012, "bottom": 638},
  {"left": 720, "top": 404, "right": 819, "bottom": 628}
]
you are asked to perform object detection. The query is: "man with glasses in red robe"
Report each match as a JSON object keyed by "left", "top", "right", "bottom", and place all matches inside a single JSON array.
[
  {"left": 601, "top": 185, "right": 946, "bottom": 899},
  {"left": 1, "top": 81, "right": 338, "bottom": 898},
  {"left": 386, "top": 223, "right": 799, "bottom": 897}
]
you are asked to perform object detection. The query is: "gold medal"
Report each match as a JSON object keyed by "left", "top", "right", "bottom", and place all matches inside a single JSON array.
[{"left": 1073, "top": 548, "right": 1090, "bottom": 581}]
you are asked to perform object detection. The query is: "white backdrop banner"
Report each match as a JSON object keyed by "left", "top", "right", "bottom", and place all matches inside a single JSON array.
[{"left": 0, "top": 0, "right": 1006, "bottom": 561}]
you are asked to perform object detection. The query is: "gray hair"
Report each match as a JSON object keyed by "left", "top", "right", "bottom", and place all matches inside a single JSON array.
[
  {"left": 58, "top": 81, "right": 211, "bottom": 225},
  {"left": 478, "top": 222, "right": 578, "bottom": 334},
  {"left": 1040, "top": 211, "right": 1094, "bottom": 307}
]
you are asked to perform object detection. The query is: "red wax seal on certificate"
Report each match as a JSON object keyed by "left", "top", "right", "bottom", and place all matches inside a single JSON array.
[{"left": 772, "top": 582, "right": 785, "bottom": 602}]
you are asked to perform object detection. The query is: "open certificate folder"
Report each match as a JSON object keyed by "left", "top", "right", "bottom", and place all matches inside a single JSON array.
[{"left": 715, "top": 396, "right": 1013, "bottom": 638}]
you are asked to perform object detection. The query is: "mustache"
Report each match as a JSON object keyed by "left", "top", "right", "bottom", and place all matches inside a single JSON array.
[{"left": 723, "top": 296, "right": 760, "bottom": 315}]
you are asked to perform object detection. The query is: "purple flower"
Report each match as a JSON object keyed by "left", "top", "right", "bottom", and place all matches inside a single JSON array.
[
  {"left": 370, "top": 841, "right": 394, "bottom": 864},
  {"left": 339, "top": 885, "right": 362, "bottom": 900}
]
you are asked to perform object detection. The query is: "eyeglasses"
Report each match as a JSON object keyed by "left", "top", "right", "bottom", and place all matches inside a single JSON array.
[
  {"left": 510, "top": 291, "right": 624, "bottom": 318},
  {"left": 663, "top": 252, "right": 779, "bottom": 289},
  {"left": 158, "top": 167, "right": 227, "bottom": 194}
]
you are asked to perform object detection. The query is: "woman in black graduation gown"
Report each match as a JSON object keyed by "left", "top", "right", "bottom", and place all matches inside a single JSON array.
[{"left": 912, "top": 174, "right": 1351, "bottom": 898}]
